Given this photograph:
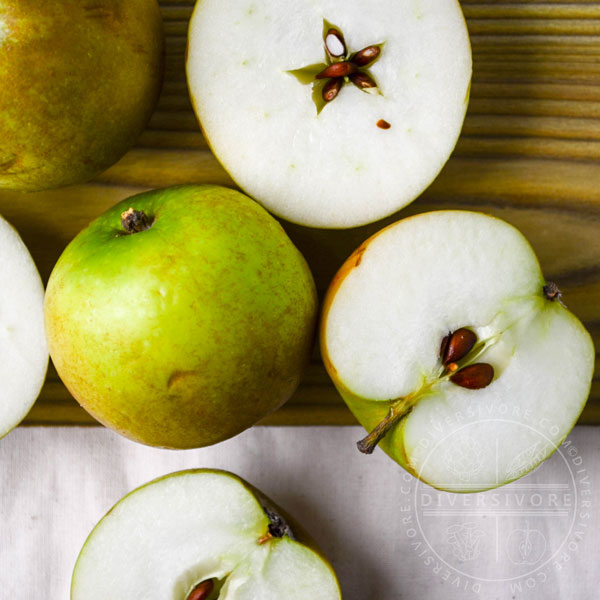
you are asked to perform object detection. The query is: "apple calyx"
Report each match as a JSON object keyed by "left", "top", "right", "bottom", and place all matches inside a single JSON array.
[
  {"left": 287, "top": 20, "right": 384, "bottom": 114},
  {"left": 543, "top": 281, "right": 565, "bottom": 307},
  {"left": 120, "top": 208, "right": 154, "bottom": 234},
  {"left": 357, "top": 327, "right": 495, "bottom": 455},
  {"left": 186, "top": 579, "right": 214, "bottom": 600},
  {"left": 258, "top": 505, "right": 295, "bottom": 544}
]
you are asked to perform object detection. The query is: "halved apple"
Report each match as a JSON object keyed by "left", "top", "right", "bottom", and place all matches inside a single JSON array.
[
  {"left": 321, "top": 211, "right": 594, "bottom": 492},
  {"left": 187, "top": 0, "right": 471, "bottom": 228},
  {"left": 0, "top": 215, "right": 48, "bottom": 438},
  {"left": 71, "top": 470, "right": 342, "bottom": 600}
]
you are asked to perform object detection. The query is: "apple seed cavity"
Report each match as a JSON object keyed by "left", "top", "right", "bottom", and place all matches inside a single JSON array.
[
  {"left": 288, "top": 20, "right": 384, "bottom": 114},
  {"left": 186, "top": 579, "right": 214, "bottom": 600},
  {"left": 120, "top": 208, "right": 154, "bottom": 234}
]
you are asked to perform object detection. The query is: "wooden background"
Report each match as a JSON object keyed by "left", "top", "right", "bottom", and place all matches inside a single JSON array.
[{"left": 1, "top": 0, "right": 599, "bottom": 426}]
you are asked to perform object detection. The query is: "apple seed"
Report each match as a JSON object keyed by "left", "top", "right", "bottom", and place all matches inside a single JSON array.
[
  {"left": 376, "top": 119, "right": 391, "bottom": 129},
  {"left": 323, "top": 78, "right": 343, "bottom": 102},
  {"left": 349, "top": 72, "right": 377, "bottom": 90},
  {"left": 325, "top": 28, "right": 347, "bottom": 58},
  {"left": 316, "top": 61, "right": 358, "bottom": 79},
  {"left": 441, "top": 328, "right": 477, "bottom": 366},
  {"left": 353, "top": 45, "right": 381, "bottom": 67},
  {"left": 186, "top": 579, "right": 214, "bottom": 600},
  {"left": 450, "top": 363, "right": 494, "bottom": 389}
]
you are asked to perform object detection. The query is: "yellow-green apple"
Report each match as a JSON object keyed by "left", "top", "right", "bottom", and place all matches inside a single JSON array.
[
  {"left": 44, "top": 185, "right": 317, "bottom": 448},
  {"left": 321, "top": 211, "right": 594, "bottom": 492},
  {"left": 0, "top": 0, "right": 163, "bottom": 192},
  {"left": 71, "top": 469, "right": 342, "bottom": 599},
  {"left": 186, "top": 0, "right": 471, "bottom": 228},
  {"left": 0, "top": 214, "right": 48, "bottom": 437}
]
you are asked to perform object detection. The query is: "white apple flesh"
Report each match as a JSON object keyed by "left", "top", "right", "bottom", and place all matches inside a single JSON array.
[
  {"left": 321, "top": 211, "right": 594, "bottom": 492},
  {"left": 187, "top": 0, "right": 471, "bottom": 228},
  {"left": 0, "top": 215, "right": 47, "bottom": 438},
  {"left": 71, "top": 470, "right": 342, "bottom": 600}
]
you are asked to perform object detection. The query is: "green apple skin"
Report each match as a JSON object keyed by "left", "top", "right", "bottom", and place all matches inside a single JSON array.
[
  {"left": 44, "top": 185, "right": 318, "bottom": 448},
  {"left": 0, "top": 0, "right": 163, "bottom": 192}
]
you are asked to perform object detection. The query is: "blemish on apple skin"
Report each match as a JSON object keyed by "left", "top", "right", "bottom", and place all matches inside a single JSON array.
[
  {"left": 354, "top": 246, "right": 367, "bottom": 267},
  {"left": 167, "top": 370, "right": 196, "bottom": 389}
]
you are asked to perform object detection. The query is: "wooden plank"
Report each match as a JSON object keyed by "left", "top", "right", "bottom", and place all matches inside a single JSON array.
[{"left": 0, "top": 1, "right": 598, "bottom": 426}]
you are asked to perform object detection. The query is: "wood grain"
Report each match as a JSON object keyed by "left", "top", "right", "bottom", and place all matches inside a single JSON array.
[{"left": 2, "top": 1, "right": 599, "bottom": 427}]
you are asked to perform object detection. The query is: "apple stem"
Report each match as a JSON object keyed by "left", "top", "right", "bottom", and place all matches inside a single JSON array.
[
  {"left": 120, "top": 208, "right": 154, "bottom": 234},
  {"left": 356, "top": 401, "right": 412, "bottom": 454}
]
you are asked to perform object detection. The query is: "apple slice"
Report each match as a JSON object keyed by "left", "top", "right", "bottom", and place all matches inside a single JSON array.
[
  {"left": 187, "top": 0, "right": 471, "bottom": 228},
  {"left": 71, "top": 470, "right": 342, "bottom": 600},
  {"left": 321, "top": 211, "right": 594, "bottom": 492},
  {"left": 0, "top": 215, "right": 47, "bottom": 438}
]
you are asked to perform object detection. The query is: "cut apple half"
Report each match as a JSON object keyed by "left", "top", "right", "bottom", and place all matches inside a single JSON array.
[
  {"left": 321, "top": 211, "right": 594, "bottom": 492},
  {"left": 187, "top": 0, "right": 472, "bottom": 228},
  {"left": 71, "top": 470, "right": 342, "bottom": 600},
  {"left": 0, "top": 215, "right": 48, "bottom": 438}
]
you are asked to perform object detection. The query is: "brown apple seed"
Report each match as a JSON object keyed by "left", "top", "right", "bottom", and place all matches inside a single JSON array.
[
  {"left": 187, "top": 580, "right": 214, "bottom": 600},
  {"left": 323, "top": 78, "right": 343, "bottom": 102},
  {"left": 353, "top": 45, "right": 381, "bottom": 67},
  {"left": 450, "top": 363, "right": 494, "bottom": 389},
  {"left": 316, "top": 61, "right": 358, "bottom": 79},
  {"left": 349, "top": 71, "right": 377, "bottom": 90},
  {"left": 442, "top": 328, "right": 477, "bottom": 366}
]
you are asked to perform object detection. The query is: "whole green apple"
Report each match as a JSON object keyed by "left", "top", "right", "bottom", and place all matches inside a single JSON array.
[
  {"left": 0, "top": 0, "right": 163, "bottom": 192},
  {"left": 44, "top": 185, "right": 318, "bottom": 448}
]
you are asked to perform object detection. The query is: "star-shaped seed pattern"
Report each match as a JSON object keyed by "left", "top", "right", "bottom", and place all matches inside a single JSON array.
[{"left": 288, "top": 20, "right": 384, "bottom": 115}]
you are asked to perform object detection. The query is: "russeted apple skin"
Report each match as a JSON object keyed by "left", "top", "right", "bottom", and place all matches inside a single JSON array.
[
  {"left": 0, "top": 0, "right": 164, "bottom": 192},
  {"left": 320, "top": 211, "right": 595, "bottom": 492},
  {"left": 44, "top": 185, "right": 318, "bottom": 449},
  {"left": 71, "top": 469, "right": 342, "bottom": 599}
]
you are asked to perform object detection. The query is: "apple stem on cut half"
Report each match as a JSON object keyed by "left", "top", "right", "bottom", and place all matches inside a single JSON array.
[
  {"left": 357, "top": 327, "right": 497, "bottom": 455},
  {"left": 356, "top": 398, "right": 414, "bottom": 454},
  {"left": 120, "top": 207, "right": 154, "bottom": 234}
]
